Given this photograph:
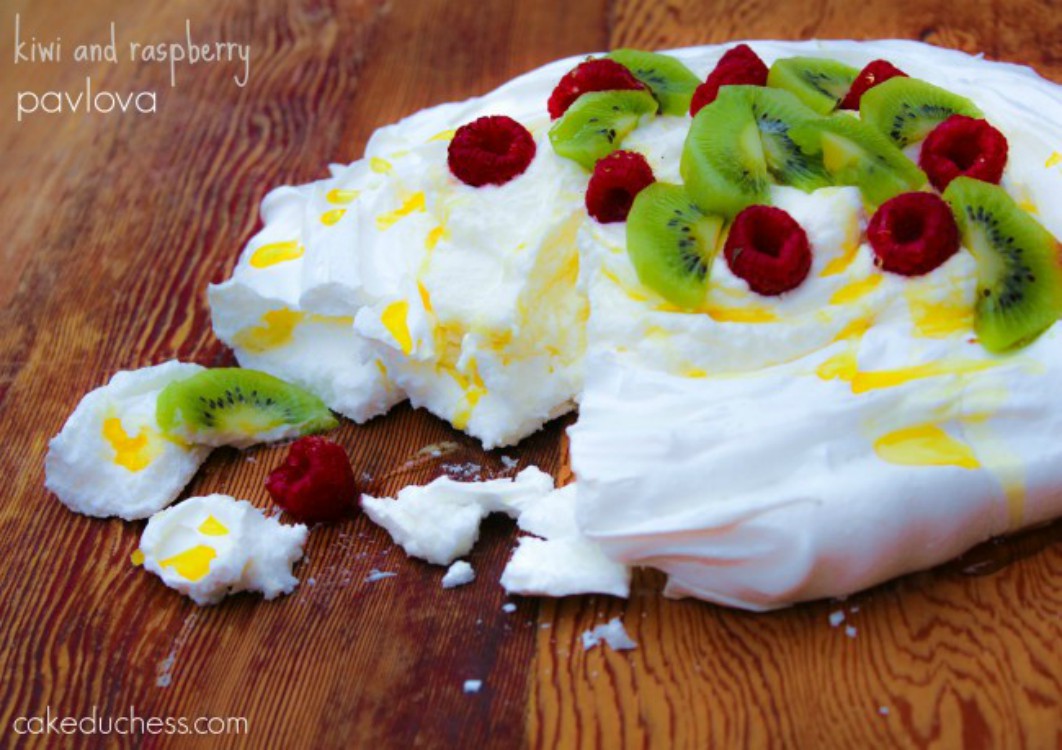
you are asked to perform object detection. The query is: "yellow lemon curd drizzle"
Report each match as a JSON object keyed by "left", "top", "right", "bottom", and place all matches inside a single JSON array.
[
  {"left": 370, "top": 157, "right": 392, "bottom": 174},
  {"left": 381, "top": 300, "right": 413, "bottom": 355},
  {"left": 425, "top": 225, "right": 447, "bottom": 250},
  {"left": 816, "top": 355, "right": 996, "bottom": 394},
  {"left": 233, "top": 309, "right": 305, "bottom": 354},
  {"left": 249, "top": 240, "right": 305, "bottom": 269},
  {"left": 906, "top": 293, "right": 973, "bottom": 339},
  {"left": 376, "top": 191, "right": 426, "bottom": 231},
  {"left": 102, "top": 417, "right": 156, "bottom": 472},
  {"left": 198, "top": 515, "right": 229, "bottom": 536},
  {"left": 819, "top": 217, "right": 863, "bottom": 278},
  {"left": 1046, "top": 151, "right": 1062, "bottom": 168},
  {"left": 873, "top": 424, "right": 980, "bottom": 470},
  {"left": 452, "top": 357, "right": 487, "bottom": 431},
  {"left": 326, "top": 188, "right": 360, "bottom": 204},
  {"left": 130, "top": 549, "right": 145, "bottom": 566},
  {"left": 428, "top": 129, "right": 456, "bottom": 143},
  {"left": 320, "top": 208, "right": 346, "bottom": 226},
  {"left": 159, "top": 545, "right": 217, "bottom": 582},
  {"left": 829, "top": 274, "right": 882, "bottom": 305}
]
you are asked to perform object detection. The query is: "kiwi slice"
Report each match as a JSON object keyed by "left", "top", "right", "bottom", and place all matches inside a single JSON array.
[
  {"left": 681, "top": 87, "right": 769, "bottom": 219},
  {"left": 767, "top": 57, "right": 859, "bottom": 115},
  {"left": 861, "top": 77, "right": 983, "bottom": 148},
  {"left": 626, "top": 182, "right": 724, "bottom": 309},
  {"left": 549, "top": 89, "right": 659, "bottom": 170},
  {"left": 157, "top": 368, "right": 338, "bottom": 449},
  {"left": 742, "top": 86, "right": 832, "bottom": 192},
  {"left": 789, "top": 115, "right": 926, "bottom": 206},
  {"left": 608, "top": 48, "right": 702, "bottom": 116},
  {"left": 942, "top": 177, "right": 1062, "bottom": 352}
]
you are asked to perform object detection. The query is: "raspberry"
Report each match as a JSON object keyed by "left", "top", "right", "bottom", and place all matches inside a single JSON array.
[
  {"left": 585, "top": 150, "right": 656, "bottom": 223},
  {"left": 919, "top": 115, "right": 1008, "bottom": 192},
  {"left": 689, "top": 44, "right": 768, "bottom": 116},
  {"left": 867, "top": 192, "right": 959, "bottom": 277},
  {"left": 724, "top": 205, "right": 811, "bottom": 295},
  {"left": 447, "top": 116, "right": 536, "bottom": 187},
  {"left": 839, "top": 59, "right": 907, "bottom": 110},
  {"left": 547, "top": 58, "right": 645, "bottom": 120},
  {"left": 265, "top": 436, "right": 358, "bottom": 523}
]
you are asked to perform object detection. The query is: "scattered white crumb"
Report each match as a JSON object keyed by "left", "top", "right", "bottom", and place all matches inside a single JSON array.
[
  {"left": 365, "top": 569, "right": 397, "bottom": 583},
  {"left": 245, "top": 456, "right": 257, "bottom": 464},
  {"left": 442, "top": 561, "right": 475, "bottom": 589},
  {"left": 463, "top": 679, "right": 482, "bottom": 694},
  {"left": 502, "top": 602, "right": 517, "bottom": 613},
  {"left": 442, "top": 462, "right": 484, "bottom": 481},
  {"left": 879, "top": 706, "right": 890, "bottom": 716},
  {"left": 156, "top": 673, "right": 172, "bottom": 688},
  {"left": 829, "top": 610, "right": 846, "bottom": 627},
  {"left": 845, "top": 625, "right": 858, "bottom": 638},
  {"left": 581, "top": 617, "right": 637, "bottom": 652},
  {"left": 306, "top": 577, "right": 316, "bottom": 586},
  {"left": 500, "top": 455, "right": 518, "bottom": 470},
  {"left": 540, "top": 623, "right": 551, "bottom": 629}
]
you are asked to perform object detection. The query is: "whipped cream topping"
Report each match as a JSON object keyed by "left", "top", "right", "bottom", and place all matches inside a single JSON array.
[
  {"left": 211, "top": 40, "right": 1062, "bottom": 607},
  {"left": 45, "top": 361, "right": 211, "bottom": 520}
]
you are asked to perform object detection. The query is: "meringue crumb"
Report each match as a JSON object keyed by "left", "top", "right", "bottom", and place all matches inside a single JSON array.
[
  {"left": 845, "top": 625, "right": 858, "bottom": 638},
  {"left": 502, "top": 602, "right": 517, "bottom": 613},
  {"left": 581, "top": 617, "right": 637, "bottom": 651},
  {"left": 879, "top": 706, "right": 890, "bottom": 716},
  {"left": 365, "top": 569, "right": 397, "bottom": 583},
  {"left": 441, "top": 561, "right": 475, "bottom": 589},
  {"left": 829, "top": 610, "right": 846, "bottom": 627},
  {"left": 463, "top": 679, "right": 483, "bottom": 694}
]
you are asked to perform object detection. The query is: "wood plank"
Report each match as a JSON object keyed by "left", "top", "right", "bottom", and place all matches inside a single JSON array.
[{"left": 1, "top": 0, "right": 1060, "bottom": 747}]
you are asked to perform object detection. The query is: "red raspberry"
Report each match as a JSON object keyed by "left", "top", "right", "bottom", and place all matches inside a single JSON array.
[
  {"left": 447, "top": 116, "right": 536, "bottom": 187},
  {"left": 867, "top": 192, "right": 959, "bottom": 276},
  {"left": 839, "top": 59, "right": 907, "bottom": 110},
  {"left": 548, "top": 58, "right": 646, "bottom": 120},
  {"left": 689, "top": 44, "right": 768, "bottom": 116},
  {"left": 585, "top": 150, "right": 656, "bottom": 223},
  {"left": 265, "top": 436, "right": 358, "bottom": 523},
  {"left": 724, "top": 205, "right": 811, "bottom": 296},
  {"left": 919, "top": 115, "right": 1008, "bottom": 191}
]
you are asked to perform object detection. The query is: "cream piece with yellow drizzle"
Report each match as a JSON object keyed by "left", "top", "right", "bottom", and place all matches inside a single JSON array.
[
  {"left": 138, "top": 494, "right": 308, "bottom": 606},
  {"left": 45, "top": 361, "right": 211, "bottom": 520},
  {"left": 209, "top": 173, "right": 403, "bottom": 424}
]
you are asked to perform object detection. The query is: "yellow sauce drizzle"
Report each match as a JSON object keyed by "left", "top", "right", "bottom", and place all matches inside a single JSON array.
[
  {"left": 376, "top": 192, "right": 426, "bottom": 231},
  {"left": 159, "top": 545, "right": 217, "bottom": 582},
  {"left": 704, "top": 304, "right": 778, "bottom": 324},
  {"left": 417, "top": 282, "right": 433, "bottom": 314},
  {"left": 1046, "top": 151, "right": 1062, "bottom": 168},
  {"left": 370, "top": 157, "right": 393, "bottom": 174},
  {"left": 816, "top": 354, "right": 995, "bottom": 394},
  {"left": 320, "top": 208, "right": 346, "bottom": 226},
  {"left": 428, "top": 129, "right": 457, "bottom": 143},
  {"left": 830, "top": 274, "right": 882, "bottom": 305},
  {"left": 102, "top": 417, "right": 156, "bottom": 472},
  {"left": 326, "top": 188, "right": 360, "bottom": 204},
  {"left": 819, "top": 217, "right": 862, "bottom": 277},
  {"left": 873, "top": 424, "right": 980, "bottom": 470},
  {"left": 452, "top": 357, "right": 487, "bottom": 431},
  {"left": 198, "top": 515, "right": 229, "bottom": 536},
  {"left": 249, "top": 241, "right": 304, "bottom": 269},
  {"left": 425, "top": 225, "right": 447, "bottom": 250},
  {"left": 130, "top": 549, "right": 145, "bottom": 566},
  {"left": 381, "top": 300, "right": 413, "bottom": 355},
  {"left": 232, "top": 309, "right": 305, "bottom": 353},
  {"left": 907, "top": 295, "right": 973, "bottom": 339}
]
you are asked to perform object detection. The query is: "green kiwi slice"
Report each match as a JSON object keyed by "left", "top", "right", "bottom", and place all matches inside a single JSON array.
[
  {"left": 157, "top": 368, "right": 338, "bottom": 448},
  {"left": 626, "top": 182, "right": 724, "bottom": 309},
  {"left": 741, "top": 85, "right": 832, "bottom": 192},
  {"left": 860, "top": 77, "right": 983, "bottom": 148},
  {"left": 608, "top": 48, "right": 702, "bottom": 116},
  {"left": 767, "top": 57, "right": 859, "bottom": 115},
  {"left": 549, "top": 89, "right": 659, "bottom": 170},
  {"left": 681, "top": 87, "right": 769, "bottom": 219},
  {"left": 942, "top": 177, "right": 1062, "bottom": 353},
  {"left": 789, "top": 115, "right": 926, "bottom": 206}
]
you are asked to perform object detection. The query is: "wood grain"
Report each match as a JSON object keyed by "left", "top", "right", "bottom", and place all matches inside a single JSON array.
[{"left": 1, "top": 0, "right": 1060, "bottom": 748}]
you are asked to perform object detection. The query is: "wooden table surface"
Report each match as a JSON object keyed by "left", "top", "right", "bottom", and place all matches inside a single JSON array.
[{"left": 2, "top": 0, "right": 1061, "bottom": 747}]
